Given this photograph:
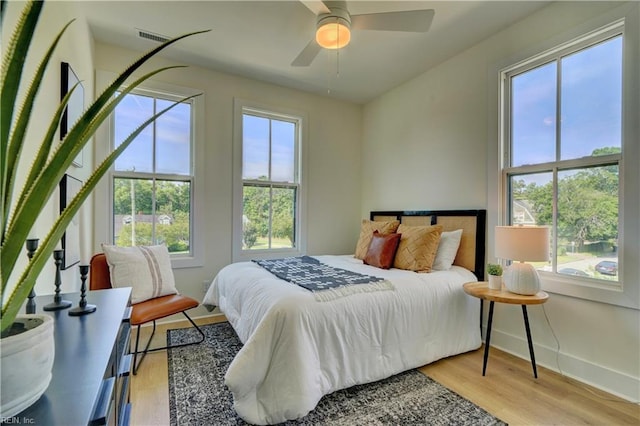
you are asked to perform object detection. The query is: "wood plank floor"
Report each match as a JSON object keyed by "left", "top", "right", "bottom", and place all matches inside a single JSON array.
[{"left": 130, "top": 316, "right": 639, "bottom": 425}]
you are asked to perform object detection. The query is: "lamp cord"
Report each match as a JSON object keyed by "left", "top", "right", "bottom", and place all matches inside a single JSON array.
[{"left": 541, "top": 304, "right": 639, "bottom": 405}]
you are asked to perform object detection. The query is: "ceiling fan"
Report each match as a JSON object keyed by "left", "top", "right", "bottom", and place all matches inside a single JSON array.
[{"left": 292, "top": 0, "right": 435, "bottom": 67}]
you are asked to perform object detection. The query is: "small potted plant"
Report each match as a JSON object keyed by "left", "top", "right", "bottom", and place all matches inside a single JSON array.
[{"left": 487, "top": 263, "right": 503, "bottom": 290}]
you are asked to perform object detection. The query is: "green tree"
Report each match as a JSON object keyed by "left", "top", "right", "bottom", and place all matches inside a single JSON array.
[{"left": 515, "top": 147, "right": 619, "bottom": 249}]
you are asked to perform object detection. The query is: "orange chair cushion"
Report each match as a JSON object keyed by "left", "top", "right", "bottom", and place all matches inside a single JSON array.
[
  {"left": 130, "top": 294, "right": 199, "bottom": 325},
  {"left": 90, "top": 253, "right": 112, "bottom": 290}
]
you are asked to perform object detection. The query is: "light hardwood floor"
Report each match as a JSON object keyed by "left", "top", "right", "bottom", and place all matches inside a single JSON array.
[{"left": 130, "top": 316, "right": 639, "bottom": 425}]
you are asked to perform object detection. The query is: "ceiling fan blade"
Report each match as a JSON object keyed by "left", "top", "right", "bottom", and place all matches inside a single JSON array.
[
  {"left": 351, "top": 9, "right": 435, "bottom": 32},
  {"left": 291, "top": 39, "right": 322, "bottom": 67},
  {"left": 299, "top": 0, "right": 331, "bottom": 15}
]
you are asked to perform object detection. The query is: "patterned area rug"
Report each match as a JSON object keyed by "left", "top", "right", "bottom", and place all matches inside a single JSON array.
[{"left": 167, "top": 322, "right": 507, "bottom": 426}]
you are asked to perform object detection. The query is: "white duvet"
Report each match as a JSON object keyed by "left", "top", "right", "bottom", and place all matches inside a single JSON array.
[{"left": 202, "top": 255, "right": 481, "bottom": 425}]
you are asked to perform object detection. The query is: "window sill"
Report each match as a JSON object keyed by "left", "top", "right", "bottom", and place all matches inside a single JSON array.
[{"left": 540, "top": 272, "right": 639, "bottom": 309}]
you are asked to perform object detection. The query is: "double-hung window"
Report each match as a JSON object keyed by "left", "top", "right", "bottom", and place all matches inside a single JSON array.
[
  {"left": 502, "top": 24, "right": 624, "bottom": 288},
  {"left": 501, "top": 24, "right": 624, "bottom": 286},
  {"left": 111, "top": 89, "right": 194, "bottom": 258},
  {"left": 233, "top": 100, "right": 304, "bottom": 261}
]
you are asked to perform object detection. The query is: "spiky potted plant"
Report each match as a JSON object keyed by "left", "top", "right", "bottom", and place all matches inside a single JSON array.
[{"left": 0, "top": 0, "right": 205, "bottom": 417}]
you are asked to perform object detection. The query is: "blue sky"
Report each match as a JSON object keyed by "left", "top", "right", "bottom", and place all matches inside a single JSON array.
[
  {"left": 511, "top": 35, "right": 622, "bottom": 168},
  {"left": 114, "top": 93, "right": 191, "bottom": 176},
  {"left": 242, "top": 114, "right": 295, "bottom": 182}
]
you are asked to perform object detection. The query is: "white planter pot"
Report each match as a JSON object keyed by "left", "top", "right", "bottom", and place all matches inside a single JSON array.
[
  {"left": 1, "top": 314, "right": 55, "bottom": 418},
  {"left": 488, "top": 274, "right": 503, "bottom": 290}
]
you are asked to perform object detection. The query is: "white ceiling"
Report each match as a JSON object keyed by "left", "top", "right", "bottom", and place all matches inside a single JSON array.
[{"left": 73, "top": 0, "right": 550, "bottom": 104}]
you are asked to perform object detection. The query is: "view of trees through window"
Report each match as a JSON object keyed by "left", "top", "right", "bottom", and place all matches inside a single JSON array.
[
  {"left": 505, "top": 33, "right": 621, "bottom": 282},
  {"left": 113, "top": 179, "right": 191, "bottom": 252},
  {"left": 112, "top": 91, "right": 193, "bottom": 254},
  {"left": 242, "top": 112, "right": 298, "bottom": 250}
]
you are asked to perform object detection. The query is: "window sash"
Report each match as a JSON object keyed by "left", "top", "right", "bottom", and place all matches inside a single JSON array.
[
  {"left": 501, "top": 23, "right": 623, "bottom": 286},
  {"left": 239, "top": 107, "right": 301, "bottom": 254},
  {"left": 111, "top": 90, "right": 195, "bottom": 256}
]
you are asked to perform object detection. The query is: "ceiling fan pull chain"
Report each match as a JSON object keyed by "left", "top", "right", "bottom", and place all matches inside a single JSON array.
[{"left": 326, "top": 50, "right": 331, "bottom": 94}]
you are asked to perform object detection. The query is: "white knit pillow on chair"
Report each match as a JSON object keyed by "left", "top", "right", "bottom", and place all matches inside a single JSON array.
[{"left": 102, "top": 244, "right": 178, "bottom": 304}]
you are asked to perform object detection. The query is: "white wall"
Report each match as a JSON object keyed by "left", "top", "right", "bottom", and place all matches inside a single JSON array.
[
  {"left": 91, "top": 42, "right": 363, "bottom": 317},
  {"left": 362, "top": 2, "right": 639, "bottom": 401},
  {"left": 2, "top": 1, "right": 96, "bottom": 299}
]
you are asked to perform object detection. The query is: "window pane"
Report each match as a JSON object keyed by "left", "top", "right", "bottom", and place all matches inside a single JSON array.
[
  {"left": 243, "top": 114, "right": 270, "bottom": 180},
  {"left": 115, "top": 93, "right": 154, "bottom": 173},
  {"left": 113, "top": 178, "right": 154, "bottom": 247},
  {"left": 271, "top": 120, "right": 295, "bottom": 182},
  {"left": 511, "top": 62, "right": 557, "bottom": 166},
  {"left": 509, "top": 173, "right": 552, "bottom": 273},
  {"left": 155, "top": 180, "right": 191, "bottom": 253},
  {"left": 510, "top": 173, "right": 552, "bottom": 226},
  {"left": 557, "top": 166, "right": 618, "bottom": 281},
  {"left": 156, "top": 100, "right": 191, "bottom": 175},
  {"left": 271, "top": 186, "right": 295, "bottom": 248},
  {"left": 560, "top": 37, "right": 622, "bottom": 160},
  {"left": 242, "top": 184, "right": 270, "bottom": 249}
]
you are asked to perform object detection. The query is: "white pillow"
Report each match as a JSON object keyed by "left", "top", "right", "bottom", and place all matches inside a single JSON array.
[
  {"left": 102, "top": 244, "right": 178, "bottom": 304},
  {"left": 432, "top": 229, "right": 463, "bottom": 271}
]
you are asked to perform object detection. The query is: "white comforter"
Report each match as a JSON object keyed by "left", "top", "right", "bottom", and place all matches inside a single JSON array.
[{"left": 203, "top": 255, "right": 481, "bottom": 425}]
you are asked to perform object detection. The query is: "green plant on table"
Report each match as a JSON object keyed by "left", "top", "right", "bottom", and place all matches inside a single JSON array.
[
  {"left": 487, "top": 263, "right": 503, "bottom": 276},
  {"left": 0, "top": 0, "right": 207, "bottom": 334}
]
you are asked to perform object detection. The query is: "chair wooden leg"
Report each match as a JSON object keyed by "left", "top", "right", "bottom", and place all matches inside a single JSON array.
[{"left": 131, "top": 312, "right": 205, "bottom": 375}]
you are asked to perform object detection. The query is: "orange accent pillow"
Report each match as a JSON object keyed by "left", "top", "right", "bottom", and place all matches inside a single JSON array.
[
  {"left": 354, "top": 219, "right": 400, "bottom": 259},
  {"left": 393, "top": 224, "right": 443, "bottom": 273},
  {"left": 364, "top": 231, "right": 402, "bottom": 269}
]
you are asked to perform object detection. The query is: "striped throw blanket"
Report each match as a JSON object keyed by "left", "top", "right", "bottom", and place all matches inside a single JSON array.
[{"left": 253, "top": 256, "right": 393, "bottom": 301}]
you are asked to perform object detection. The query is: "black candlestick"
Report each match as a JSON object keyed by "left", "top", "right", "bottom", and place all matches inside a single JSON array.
[
  {"left": 44, "top": 249, "right": 72, "bottom": 311},
  {"left": 69, "top": 264, "right": 96, "bottom": 316},
  {"left": 25, "top": 238, "right": 39, "bottom": 314}
]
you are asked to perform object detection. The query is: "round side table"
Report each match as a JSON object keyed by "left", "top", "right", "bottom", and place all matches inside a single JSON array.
[{"left": 463, "top": 281, "right": 549, "bottom": 378}]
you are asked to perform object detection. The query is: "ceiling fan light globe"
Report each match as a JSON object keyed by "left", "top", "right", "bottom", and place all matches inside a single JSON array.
[{"left": 316, "top": 20, "right": 351, "bottom": 49}]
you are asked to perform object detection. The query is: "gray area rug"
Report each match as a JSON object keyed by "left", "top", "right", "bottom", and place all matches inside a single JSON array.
[{"left": 167, "top": 322, "right": 507, "bottom": 426}]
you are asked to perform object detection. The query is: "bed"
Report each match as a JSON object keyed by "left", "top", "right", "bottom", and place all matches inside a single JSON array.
[{"left": 203, "top": 209, "right": 486, "bottom": 425}]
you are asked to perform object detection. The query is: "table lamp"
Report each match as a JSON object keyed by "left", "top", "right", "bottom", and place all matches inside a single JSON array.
[{"left": 495, "top": 225, "right": 549, "bottom": 295}]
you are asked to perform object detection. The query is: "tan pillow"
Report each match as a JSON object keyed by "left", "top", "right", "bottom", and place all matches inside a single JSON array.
[
  {"left": 393, "top": 224, "right": 443, "bottom": 272},
  {"left": 364, "top": 231, "right": 402, "bottom": 269},
  {"left": 354, "top": 219, "right": 400, "bottom": 260},
  {"left": 102, "top": 243, "right": 178, "bottom": 304}
]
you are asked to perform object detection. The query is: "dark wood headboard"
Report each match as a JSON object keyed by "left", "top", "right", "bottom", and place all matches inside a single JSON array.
[{"left": 370, "top": 209, "right": 487, "bottom": 279}]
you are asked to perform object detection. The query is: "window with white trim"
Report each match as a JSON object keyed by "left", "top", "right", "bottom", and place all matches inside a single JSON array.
[
  {"left": 501, "top": 25, "right": 623, "bottom": 285},
  {"left": 110, "top": 89, "right": 194, "bottom": 258},
  {"left": 233, "top": 101, "right": 304, "bottom": 261}
]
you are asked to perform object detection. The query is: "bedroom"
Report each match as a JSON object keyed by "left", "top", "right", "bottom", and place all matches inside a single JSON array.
[{"left": 2, "top": 0, "right": 638, "bottom": 424}]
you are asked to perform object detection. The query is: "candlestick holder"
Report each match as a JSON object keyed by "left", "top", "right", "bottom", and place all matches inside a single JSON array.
[
  {"left": 69, "top": 264, "right": 96, "bottom": 316},
  {"left": 25, "top": 238, "right": 39, "bottom": 314},
  {"left": 44, "top": 249, "right": 72, "bottom": 311}
]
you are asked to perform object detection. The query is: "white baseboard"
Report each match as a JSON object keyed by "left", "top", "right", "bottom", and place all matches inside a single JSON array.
[{"left": 487, "top": 327, "right": 640, "bottom": 403}]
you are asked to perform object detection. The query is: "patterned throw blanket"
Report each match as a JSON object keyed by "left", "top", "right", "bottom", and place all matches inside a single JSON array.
[{"left": 253, "top": 256, "right": 394, "bottom": 301}]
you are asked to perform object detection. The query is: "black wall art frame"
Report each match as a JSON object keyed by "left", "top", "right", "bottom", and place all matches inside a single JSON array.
[
  {"left": 60, "top": 61, "right": 84, "bottom": 167},
  {"left": 60, "top": 174, "right": 82, "bottom": 270}
]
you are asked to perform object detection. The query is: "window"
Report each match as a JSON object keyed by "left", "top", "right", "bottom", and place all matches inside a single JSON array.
[
  {"left": 233, "top": 100, "right": 304, "bottom": 261},
  {"left": 502, "top": 27, "right": 622, "bottom": 285},
  {"left": 111, "top": 90, "right": 194, "bottom": 257}
]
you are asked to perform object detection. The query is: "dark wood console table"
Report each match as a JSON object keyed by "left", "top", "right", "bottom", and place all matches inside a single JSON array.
[{"left": 15, "top": 288, "right": 132, "bottom": 425}]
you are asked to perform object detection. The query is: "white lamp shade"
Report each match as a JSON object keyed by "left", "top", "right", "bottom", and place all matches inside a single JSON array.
[
  {"left": 495, "top": 226, "right": 549, "bottom": 262},
  {"left": 495, "top": 225, "right": 549, "bottom": 295}
]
